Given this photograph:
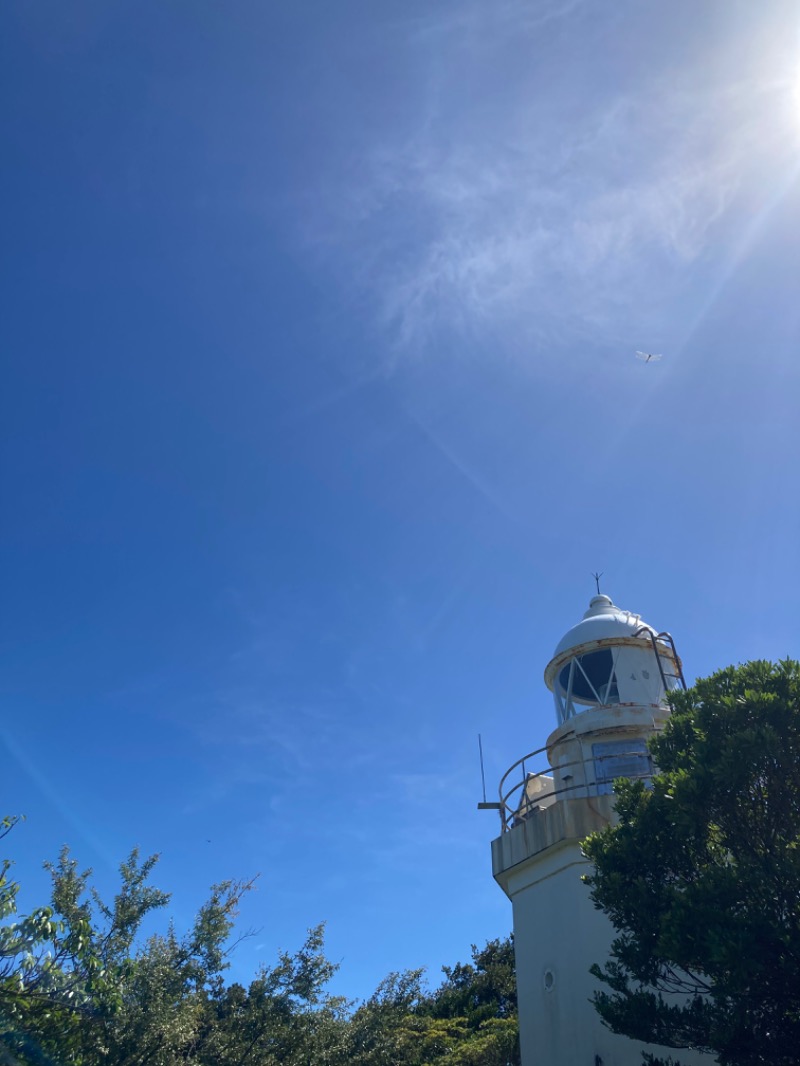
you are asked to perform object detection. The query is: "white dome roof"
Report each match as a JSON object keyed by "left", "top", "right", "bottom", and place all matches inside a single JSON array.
[{"left": 552, "top": 594, "right": 655, "bottom": 657}]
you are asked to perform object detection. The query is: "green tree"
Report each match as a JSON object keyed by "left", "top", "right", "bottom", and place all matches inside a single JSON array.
[
  {"left": 338, "top": 938, "right": 520, "bottom": 1066},
  {"left": 0, "top": 816, "right": 519, "bottom": 1066},
  {"left": 339, "top": 969, "right": 428, "bottom": 1066},
  {"left": 422, "top": 938, "right": 520, "bottom": 1066},
  {"left": 198, "top": 924, "right": 348, "bottom": 1066},
  {"left": 0, "top": 831, "right": 170, "bottom": 1062},
  {"left": 97, "top": 876, "right": 254, "bottom": 1066},
  {"left": 0, "top": 828, "right": 255, "bottom": 1066},
  {"left": 427, "top": 937, "right": 517, "bottom": 1026},
  {"left": 583, "top": 659, "right": 800, "bottom": 1066}
]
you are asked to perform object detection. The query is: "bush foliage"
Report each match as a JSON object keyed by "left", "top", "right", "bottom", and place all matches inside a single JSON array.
[{"left": 0, "top": 818, "right": 519, "bottom": 1066}]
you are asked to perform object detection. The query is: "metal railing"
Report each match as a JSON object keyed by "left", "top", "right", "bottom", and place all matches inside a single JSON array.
[
  {"left": 633, "top": 628, "right": 687, "bottom": 692},
  {"left": 495, "top": 740, "right": 657, "bottom": 832}
]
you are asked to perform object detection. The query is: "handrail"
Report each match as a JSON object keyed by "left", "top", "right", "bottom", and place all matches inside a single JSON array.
[
  {"left": 509, "top": 767, "right": 655, "bottom": 826},
  {"left": 496, "top": 739, "right": 658, "bottom": 832},
  {"left": 500, "top": 753, "right": 589, "bottom": 813},
  {"left": 497, "top": 743, "right": 550, "bottom": 802},
  {"left": 633, "top": 628, "right": 687, "bottom": 691}
]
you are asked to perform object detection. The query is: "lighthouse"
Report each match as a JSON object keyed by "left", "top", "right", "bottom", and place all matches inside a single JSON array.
[{"left": 488, "top": 592, "right": 709, "bottom": 1065}]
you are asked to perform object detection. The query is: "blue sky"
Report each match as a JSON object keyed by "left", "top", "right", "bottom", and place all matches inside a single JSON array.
[{"left": 2, "top": 0, "right": 799, "bottom": 1000}]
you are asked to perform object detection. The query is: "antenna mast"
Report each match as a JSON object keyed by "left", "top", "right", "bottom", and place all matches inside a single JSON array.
[{"left": 478, "top": 734, "right": 487, "bottom": 804}]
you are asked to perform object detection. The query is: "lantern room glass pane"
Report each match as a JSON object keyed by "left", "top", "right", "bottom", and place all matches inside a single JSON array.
[{"left": 558, "top": 648, "right": 619, "bottom": 706}]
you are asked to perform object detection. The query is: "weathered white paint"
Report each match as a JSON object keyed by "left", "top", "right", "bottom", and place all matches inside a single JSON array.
[
  {"left": 545, "top": 595, "right": 684, "bottom": 724},
  {"left": 498, "top": 830, "right": 628, "bottom": 1064}
]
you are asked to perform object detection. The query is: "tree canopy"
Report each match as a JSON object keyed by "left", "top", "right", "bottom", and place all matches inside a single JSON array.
[
  {"left": 583, "top": 659, "right": 800, "bottom": 1066},
  {"left": 0, "top": 817, "right": 519, "bottom": 1066}
]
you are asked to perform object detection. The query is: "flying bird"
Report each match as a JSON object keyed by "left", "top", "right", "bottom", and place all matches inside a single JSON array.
[{"left": 635, "top": 350, "right": 662, "bottom": 363}]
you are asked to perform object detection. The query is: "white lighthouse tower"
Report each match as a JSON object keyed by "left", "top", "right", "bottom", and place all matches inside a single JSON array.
[{"left": 487, "top": 592, "right": 709, "bottom": 1065}]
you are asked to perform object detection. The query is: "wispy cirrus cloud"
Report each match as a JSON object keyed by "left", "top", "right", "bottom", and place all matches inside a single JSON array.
[{"left": 297, "top": 1, "right": 798, "bottom": 357}]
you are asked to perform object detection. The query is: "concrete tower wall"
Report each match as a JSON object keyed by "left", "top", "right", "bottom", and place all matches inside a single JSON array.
[
  {"left": 493, "top": 798, "right": 710, "bottom": 1066},
  {"left": 508, "top": 843, "right": 622, "bottom": 1064}
]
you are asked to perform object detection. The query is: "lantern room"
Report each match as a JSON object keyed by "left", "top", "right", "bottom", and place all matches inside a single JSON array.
[{"left": 543, "top": 594, "right": 684, "bottom": 724}]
